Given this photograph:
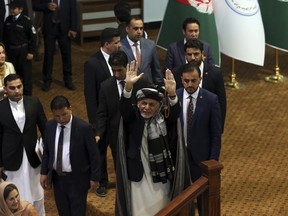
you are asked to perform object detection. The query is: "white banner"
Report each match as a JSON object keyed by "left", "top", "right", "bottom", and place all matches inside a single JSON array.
[{"left": 213, "top": 0, "right": 265, "bottom": 66}]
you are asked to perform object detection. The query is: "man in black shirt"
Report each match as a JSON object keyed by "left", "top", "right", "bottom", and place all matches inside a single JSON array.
[{"left": 3, "top": 0, "right": 36, "bottom": 95}]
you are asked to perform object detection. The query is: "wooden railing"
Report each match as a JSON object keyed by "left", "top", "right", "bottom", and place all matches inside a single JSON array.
[{"left": 155, "top": 160, "right": 223, "bottom": 216}]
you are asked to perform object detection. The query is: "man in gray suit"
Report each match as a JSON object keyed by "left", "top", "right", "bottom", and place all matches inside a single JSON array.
[{"left": 120, "top": 16, "right": 163, "bottom": 86}]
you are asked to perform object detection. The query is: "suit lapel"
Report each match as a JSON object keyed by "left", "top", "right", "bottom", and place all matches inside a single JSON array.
[
  {"left": 50, "top": 121, "right": 57, "bottom": 162},
  {"left": 111, "top": 77, "right": 121, "bottom": 100},
  {"left": 177, "top": 89, "right": 184, "bottom": 126},
  {"left": 3, "top": 98, "right": 22, "bottom": 133},
  {"left": 193, "top": 89, "right": 205, "bottom": 124},
  {"left": 70, "top": 117, "right": 77, "bottom": 158},
  {"left": 176, "top": 40, "right": 186, "bottom": 65},
  {"left": 97, "top": 52, "right": 111, "bottom": 78},
  {"left": 202, "top": 63, "right": 209, "bottom": 88},
  {"left": 121, "top": 38, "right": 136, "bottom": 62},
  {"left": 23, "top": 96, "right": 30, "bottom": 132},
  {"left": 138, "top": 38, "right": 147, "bottom": 69}
]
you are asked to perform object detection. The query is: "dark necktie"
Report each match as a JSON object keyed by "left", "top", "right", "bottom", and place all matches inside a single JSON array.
[
  {"left": 187, "top": 96, "right": 194, "bottom": 145},
  {"left": 56, "top": 125, "right": 65, "bottom": 174},
  {"left": 120, "top": 80, "right": 125, "bottom": 91},
  {"left": 133, "top": 43, "right": 141, "bottom": 67}
]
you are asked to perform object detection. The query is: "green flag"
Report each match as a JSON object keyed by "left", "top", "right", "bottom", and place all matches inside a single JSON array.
[
  {"left": 259, "top": 0, "right": 288, "bottom": 51},
  {"left": 157, "top": 0, "right": 220, "bottom": 65}
]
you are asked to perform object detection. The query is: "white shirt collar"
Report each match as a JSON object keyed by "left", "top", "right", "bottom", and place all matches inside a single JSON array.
[
  {"left": 127, "top": 36, "right": 140, "bottom": 47},
  {"left": 184, "top": 87, "right": 200, "bottom": 100},
  {"left": 100, "top": 48, "right": 113, "bottom": 76},
  {"left": 100, "top": 47, "right": 110, "bottom": 62},
  {"left": 8, "top": 97, "right": 23, "bottom": 106}
]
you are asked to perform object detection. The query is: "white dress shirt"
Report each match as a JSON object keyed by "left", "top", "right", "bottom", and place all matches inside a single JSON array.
[
  {"left": 199, "top": 61, "right": 204, "bottom": 87},
  {"left": 9, "top": 98, "right": 25, "bottom": 132},
  {"left": 54, "top": 116, "right": 73, "bottom": 172},
  {"left": 4, "top": 0, "right": 9, "bottom": 20},
  {"left": 100, "top": 48, "right": 113, "bottom": 76},
  {"left": 127, "top": 36, "right": 141, "bottom": 62},
  {"left": 183, "top": 87, "right": 199, "bottom": 146}
]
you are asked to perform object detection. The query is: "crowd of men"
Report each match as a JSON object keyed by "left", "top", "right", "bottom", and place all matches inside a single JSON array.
[{"left": 0, "top": 1, "right": 226, "bottom": 216}]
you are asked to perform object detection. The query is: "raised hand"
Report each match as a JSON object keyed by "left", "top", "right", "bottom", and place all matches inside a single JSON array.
[
  {"left": 164, "top": 69, "right": 176, "bottom": 96},
  {"left": 125, "top": 60, "right": 143, "bottom": 92}
]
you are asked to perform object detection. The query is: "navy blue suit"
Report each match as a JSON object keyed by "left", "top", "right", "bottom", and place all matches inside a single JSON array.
[
  {"left": 177, "top": 88, "right": 221, "bottom": 165},
  {"left": 120, "top": 37, "right": 163, "bottom": 86},
  {"left": 177, "top": 87, "right": 221, "bottom": 215},
  {"left": 173, "top": 63, "right": 226, "bottom": 131},
  {"left": 165, "top": 39, "right": 215, "bottom": 70}
]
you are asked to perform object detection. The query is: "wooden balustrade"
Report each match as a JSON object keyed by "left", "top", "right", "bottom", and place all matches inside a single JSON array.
[{"left": 155, "top": 160, "right": 223, "bottom": 216}]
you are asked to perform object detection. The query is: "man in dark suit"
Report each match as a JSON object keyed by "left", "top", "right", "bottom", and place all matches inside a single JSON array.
[
  {"left": 95, "top": 50, "right": 153, "bottom": 197},
  {"left": 173, "top": 39, "right": 226, "bottom": 131},
  {"left": 114, "top": 2, "right": 131, "bottom": 40},
  {"left": 0, "top": 74, "right": 47, "bottom": 215},
  {"left": 40, "top": 95, "right": 100, "bottom": 216},
  {"left": 165, "top": 17, "right": 215, "bottom": 70},
  {"left": 33, "top": 0, "right": 77, "bottom": 91},
  {"left": 120, "top": 16, "right": 163, "bottom": 86},
  {"left": 84, "top": 28, "right": 121, "bottom": 130},
  {"left": 176, "top": 64, "right": 222, "bottom": 215}
]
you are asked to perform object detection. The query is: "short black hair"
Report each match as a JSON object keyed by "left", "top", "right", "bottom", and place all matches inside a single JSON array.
[
  {"left": 114, "top": 2, "right": 131, "bottom": 23},
  {"left": 50, "top": 95, "right": 71, "bottom": 110},
  {"left": 108, "top": 50, "right": 128, "bottom": 68},
  {"left": 127, "top": 16, "right": 143, "bottom": 26},
  {"left": 3, "top": 74, "right": 22, "bottom": 86},
  {"left": 182, "top": 17, "right": 200, "bottom": 30},
  {"left": 100, "top": 28, "right": 121, "bottom": 47},
  {"left": 184, "top": 39, "right": 204, "bottom": 52},
  {"left": 181, "top": 63, "right": 201, "bottom": 77}
]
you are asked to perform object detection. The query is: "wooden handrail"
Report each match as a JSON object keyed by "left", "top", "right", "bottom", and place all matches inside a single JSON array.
[{"left": 155, "top": 160, "right": 223, "bottom": 216}]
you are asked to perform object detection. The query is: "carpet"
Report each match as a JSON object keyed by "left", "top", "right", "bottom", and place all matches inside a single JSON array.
[{"left": 32, "top": 29, "right": 288, "bottom": 215}]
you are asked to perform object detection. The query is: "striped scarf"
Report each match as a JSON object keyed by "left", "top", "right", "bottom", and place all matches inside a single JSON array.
[{"left": 147, "top": 112, "right": 175, "bottom": 183}]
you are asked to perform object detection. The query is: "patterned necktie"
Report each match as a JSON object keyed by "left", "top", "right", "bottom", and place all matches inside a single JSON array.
[
  {"left": 187, "top": 96, "right": 194, "bottom": 145},
  {"left": 56, "top": 125, "right": 65, "bottom": 174},
  {"left": 133, "top": 43, "right": 141, "bottom": 66}
]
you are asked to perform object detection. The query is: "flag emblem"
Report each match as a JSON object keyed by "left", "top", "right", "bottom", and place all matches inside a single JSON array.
[
  {"left": 177, "top": 0, "right": 213, "bottom": 14},
  {"left": 225, "top": 0, "right": 259, "bottom": 16}
]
